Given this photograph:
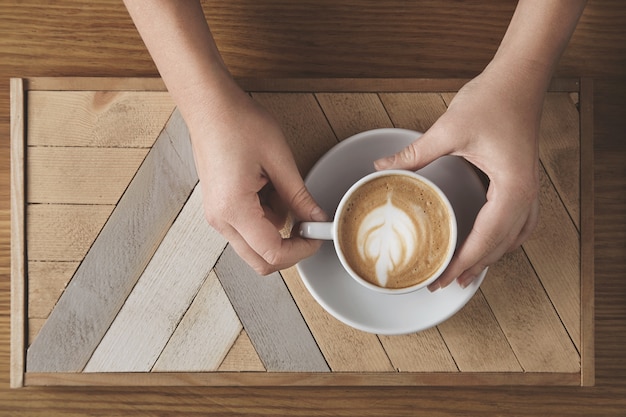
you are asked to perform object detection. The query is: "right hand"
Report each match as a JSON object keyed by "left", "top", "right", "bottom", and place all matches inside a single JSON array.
[{"left": 188, "top": 81, "right": 327, "bottom": 275}]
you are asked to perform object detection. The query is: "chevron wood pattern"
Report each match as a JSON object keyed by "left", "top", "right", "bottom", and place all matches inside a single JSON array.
[{"left": 11, "top": 77, "right": 593, "bottom": 387}]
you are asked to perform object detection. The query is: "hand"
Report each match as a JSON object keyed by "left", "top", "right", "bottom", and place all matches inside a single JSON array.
[
  {"left": 190, "top": 84, "right": 327, "bottom": 275},
  {"left": 375, "top": 68, "right": 541, "bottom": 291}
]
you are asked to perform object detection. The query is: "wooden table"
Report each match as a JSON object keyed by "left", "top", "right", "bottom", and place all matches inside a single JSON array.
[{"left": 1, "top": 1, "right": 625, "bottom": 415}]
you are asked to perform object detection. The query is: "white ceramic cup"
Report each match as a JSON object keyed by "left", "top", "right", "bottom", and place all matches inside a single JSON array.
[{"left": 299, "top": 169, "right": 457, "bottom": 294}]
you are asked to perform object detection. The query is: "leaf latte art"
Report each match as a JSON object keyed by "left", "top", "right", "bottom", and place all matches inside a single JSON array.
[
  {"left": 356, "top": 196, "right": 423, "bottom": 286},
  {"left": 338, "top": 175, "right": 451, "bottom": 289}
]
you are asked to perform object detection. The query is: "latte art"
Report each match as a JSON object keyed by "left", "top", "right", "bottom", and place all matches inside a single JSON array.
[
  {"left": 357, "top": 196, "right": 422, "bottom": 286},
  {"left": 338, "top": 174, "right": 452, "bottom": 289}
]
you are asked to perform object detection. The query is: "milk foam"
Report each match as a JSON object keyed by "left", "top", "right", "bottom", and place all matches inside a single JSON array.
[{"left": 356, "top": 194, "right": 425, "bottom": 287}]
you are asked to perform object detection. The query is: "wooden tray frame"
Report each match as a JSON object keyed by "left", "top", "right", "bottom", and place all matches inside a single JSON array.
[{"left": 10, "top": 77, "right": 594, "bottom": 387}]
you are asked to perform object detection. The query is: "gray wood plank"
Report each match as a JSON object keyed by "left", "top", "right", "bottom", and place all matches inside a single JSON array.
[
  {"left": 214, "top": 246, "right": 330, "bottom": 372},
  {"left": 84, "top": 186, "right": 228, "bottom": 372},
  {"left": 27, "top": 109, "right": 198, "bottom": 372}
]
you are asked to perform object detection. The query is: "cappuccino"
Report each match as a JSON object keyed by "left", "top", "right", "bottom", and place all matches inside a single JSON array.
[{"left": 337, "top": 174, "right": 452, "bottom": 289}]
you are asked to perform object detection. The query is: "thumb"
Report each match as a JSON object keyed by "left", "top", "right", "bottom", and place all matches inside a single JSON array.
[
  {"left": 374, "top": 128, "right": 453, "bottom": 171},
  {"left": 269, "top": 163, "right": 328, "bottom": 223}
]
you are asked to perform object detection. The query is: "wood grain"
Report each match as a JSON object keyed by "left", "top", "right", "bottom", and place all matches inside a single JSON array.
[
  {"left": 1, "top": 0, "right": 624, "bottom": 412},
  {"left": 26, "top": 110, "right": 197, "bottom": 372},
  {"left": 26, "top": 204, "right": 114, "bottom": 262},
  {"left": 378, "top": 93, "right": 448, "bottom": 132},
  {"left": 214, "top": 246, "right": 330, "bottom": 373},
  {"left": 539, "top": 93, "right": 581, "bottom": 229},
  {"left": 437, "top": 291, "right": 522, "bottom": 372},
  {"left": 84, "top": 187, "right": 227, "bottom": 372},
  {"left": 10, "top": 78, "right": 25, "bottom": 388},
  {"left": 27, "top": 261, "right": 79, "bottom": 319},
  {"left": 315, "top": 93, "right": 394, "bottom": 139},
  {"left": 378, "top": 329, "right": 459, "bottom": 372},
  {"left": 280, "top": 266, "right": 395, "bottom": 372},
  {"left": 523, "top": 164, "right": 581, "bottom": 350},
  {"left": 27, "top": 91, "right": 174, "bottom": 148},
  {"left": 218, "top": 330, "right": 266, "bottom": 372},
  {"left": 154, "top": 270, "right": 242, "bottom": 372},
  {"left": 250, "top": 92, "right": 338, "bottom": 176},
  {"left": 481, "top": 250, "right": 580, "bottom": 372},
  {"left": 27, "top": 147, "right": 149, "bottom": 204}
]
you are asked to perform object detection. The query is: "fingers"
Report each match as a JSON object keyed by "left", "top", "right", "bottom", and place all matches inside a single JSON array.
[
  {"left": 205, "top": 159, "right": 327, "bottom": 276},
  {"left": 374, "top": 125, "right": 456, "bottom": 171},
  {"left": 427, "top": 192, "right": 539, "bottom": 292}
]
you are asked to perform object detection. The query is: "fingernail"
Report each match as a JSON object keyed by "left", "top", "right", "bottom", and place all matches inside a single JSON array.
[
  {"left": 428, "top": 282, "right": 440, "bottom": 292},
  {"left": 311, "top": 206, "right": 329, "bottom": 222},
  {"left": 459, "top": 276, "right": 474, "bottom": 289},
  {"left": 374, "top": 156, "right": 394, "bottom": 170}
]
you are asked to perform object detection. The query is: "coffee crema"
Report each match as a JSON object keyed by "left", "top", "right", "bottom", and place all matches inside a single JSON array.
[{"left": 338, "top": 174, "right": 451, "bottom": 289}]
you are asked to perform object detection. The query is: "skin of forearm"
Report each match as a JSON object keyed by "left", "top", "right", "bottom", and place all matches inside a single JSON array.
[
  {"left": 486, "top": 0, "right": 587, "bottom": 100},
  {"left": 123, "top": 0, "right": 240, "bottom": 130}
]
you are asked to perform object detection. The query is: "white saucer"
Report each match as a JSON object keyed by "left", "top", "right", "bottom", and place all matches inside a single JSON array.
[{"left": 296, "top": 128, "right": 488, "bottom": 335}]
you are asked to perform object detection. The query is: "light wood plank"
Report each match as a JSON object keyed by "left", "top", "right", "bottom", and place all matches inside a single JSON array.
[
  {"left": 85, "top": 187, "right": 227, "bottom": 372},
  {"left": 481, "top": 250, "right": 580, "bottom": 372},
  {"left": 523, "top": 165, "right": 581, "bottom": 350},
  {"left": 250, "top": 93, "right": 338, "bottom": 176},
  {"left": 218, "top": 330, "right": 266, "bottom": 372},
  {"left": 437, "top": 291, "right": 522, "bottom": 372},
  {"left": 26, "top": 109, "right": 197, "bottom": 372},
  {"left": 10, "top": 77, "right": 26, "bottom": 388},
  {"left": 214, "top": 246, "right": 330, "bottom": 372},
  {"left": 378, "top": 92, "right": 448, "bottom": 132},
  {"left": 280, "top": 267, "right": 395, "bottom": 372},
  {"left": 27, "top": 90, "right": 174, "bottom": 147},
  {"left": 26, "top": 204, "right": 114, "bottom": 262},
  {"left": 28, "top": 319, "right": 46, "bottom": 347},
  {"left": 539, "top": 93, "right": 581, "bottom": 230},
  {"left": 28, "top": 261, "right": 79, "bottom": 318},
  {"left": 152, "top": 271, "right": 240, "bottom": 372},
  {"left": 26, "top": 77, "right": 167, "bottom": 91},
  {"left": 315, "top": 93, "right": 393, "bottom": 139},
  {"left": 379, "top": 328, "right": 458, "bottom": 372},
  {"left": 27, "top": 147, "right": 149, "bottom": 204}
]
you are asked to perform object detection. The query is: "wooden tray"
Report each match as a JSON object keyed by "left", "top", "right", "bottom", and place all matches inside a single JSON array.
[{"left": 10, "top": 77, "right": 594, "bottom": 387}]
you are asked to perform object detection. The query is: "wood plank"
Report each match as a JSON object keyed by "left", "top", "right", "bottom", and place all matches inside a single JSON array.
[
  {"left": 23, "top": 371, "right": 581, "bottom": 388},
  {"left": 26, "top": 109, "right": 197, "bottom": 372},
  {"left": 27, "top": 147, "right": 149, "bottom": 204},
  {"left": 437, "top": 291, "right": 523, "bottom": 372},
  {"left": 10, "top": 77, "right": 26, "bottom": 388},
  {"left": 27, "top": 90, "right": 174, "bottom": 147},
  {"left": 25, "top": 77, "right": 168, "bottom": 91},
  {"left": 26, "top": 204, "right": 114, "bottom": 261},
  {"left": 539, "top": 93, "right": 581, "bottom": 230},
  {"left": 85, "top": 187, "right": 227, "bottom": 372},
  {"left": 378, "top": 328, "right": 459, "bottom": 372},
  {"left": 218, "top": 330, "right": 266, "bottom": 372},
  {"left": 280, "top": 266, "right": 395, "bottom": 372},
  {"left": 579, "top": 78, "right": 595, "bottom": 386},
  {"left": 315, "top": 93, "right": 393, "bottom": 139},
  {"left": 378, "top": 93, "right": 448, "bottom": 132},
  {"left": 152, "top": 271, "right": 240, "bottom": 372},
  {"left": 214, "top": 246, "right": 330, "bottom": 372},
  {"left": 523, "top": 164, "right": 581, "bottom": 350},
  {"left": 27, "top": 319, "right": 46, "bottom": 347},
  {"left": 481, "top": 250, "right": 580, "bottom": 372},
  {"left": 250, "top": 92, "right": 338, "bottom": 176},
  {"left": 27, "top": 261, "right": 79, "bottom": 318}
]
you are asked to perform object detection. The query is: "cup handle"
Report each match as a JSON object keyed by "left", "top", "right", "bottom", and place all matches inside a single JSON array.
[{"left": 298, "top": 222, "right": 334, "bottom": 240}]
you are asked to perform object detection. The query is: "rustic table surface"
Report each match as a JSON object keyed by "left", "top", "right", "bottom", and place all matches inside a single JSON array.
[{"left": 1, "top": 1, "right": 625, "bottom": 416}]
